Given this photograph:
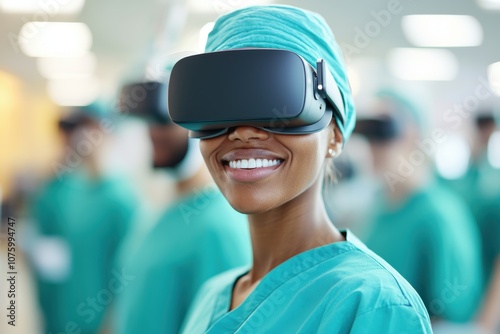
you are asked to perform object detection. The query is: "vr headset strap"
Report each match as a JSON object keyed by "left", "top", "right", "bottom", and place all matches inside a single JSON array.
[{"left": 316, "top": 59, "right": 346, "bottom": 126}]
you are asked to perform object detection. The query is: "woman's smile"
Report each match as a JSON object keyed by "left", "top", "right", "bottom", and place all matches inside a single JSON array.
[
  {"left": 200, "top": 126, "right": 331, "bottom": 214},
  {"left": 221, "top": 148, "right": 285, "bottom": 183}
]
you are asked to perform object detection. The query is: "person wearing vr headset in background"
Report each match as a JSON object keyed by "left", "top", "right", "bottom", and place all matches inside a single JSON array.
[
  {"left": 29, "top": 104, "right": 138, "bottom": 334},
  {"left": 112, "top": 81, "right": 251, "bottom": 334},
  {"left": 167, "top": 5, "right": 431, "bottom": 333},
  {"left": 437, "top": 111, "right": 500, "bottom": 332},
  {"left": 354, "top": 90, "right": 483, "bottom": 329}
]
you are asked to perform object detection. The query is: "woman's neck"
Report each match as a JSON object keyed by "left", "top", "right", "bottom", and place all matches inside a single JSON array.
[{"left": 246, "top": 181, "right": 344, "bottom": 283}]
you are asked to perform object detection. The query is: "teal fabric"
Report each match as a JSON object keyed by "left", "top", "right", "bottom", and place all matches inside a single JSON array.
[
  {"left": 181, "top": 231, "right": 431, "bottom": 334},
  {"left": 32, "top": 172, "right": 137, "bottom": 334},
  {"left": 438, "top": 156, "right": 500, "bottom": 287},
  {"left": 72, "top": 101, "right": 110, "bottom": 120},
  {"left": 205, "top": 5, "right": 356, "bottom": 144},
  {"left": 363, "top": 182, "right": 483, "bottom": 322},
  {"left": 115, "top": 185, "right": 251, "bottom": 334}
]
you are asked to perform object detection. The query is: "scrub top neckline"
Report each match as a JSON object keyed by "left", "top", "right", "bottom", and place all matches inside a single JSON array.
[{"left": 207, "top": 230, "right": 364, "bottom": 330}]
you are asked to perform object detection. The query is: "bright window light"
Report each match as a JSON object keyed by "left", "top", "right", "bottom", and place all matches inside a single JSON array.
[
  {"left": 0, "top": 0, "right": 85, "bottom": 14},
  {"left": 19, "top": 22, "right": 92, "bottom": 58},
  {"left": 488, "top": 131, "right": 500, "bottom": 168},
  {"left": 198, "top": 22, "right": 215, "bottom": 52},
  {"left": 0, "top": 70, "right": 21, "bottom": 111},
  {"left": 487, "top": 61, "right": 500, "bottom": 96},
  {"left": 187, "top": 0, "right": 273, "bottom": 13},
  {"left": 47, "top": 77, "right": 100, "bottom": 106},
  {"left": 402, "top": 15, "right": 483, "bottom": 47},
  {"left": 388, "top": 48, "right": 459, "bottom": 81},
  {"left": 435, "top": 134, "right": 471, "bottom": 179},
  {"left": 477, "top": 0, "right": 500, "bottom": 10},
  {"left": 346, "top": 66, "right": 361, "bottom": 98},
  {"left": 36, "top": 52, "right": 96, "bottom": 80}
]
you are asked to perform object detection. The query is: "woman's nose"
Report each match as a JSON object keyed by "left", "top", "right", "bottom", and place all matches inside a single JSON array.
[{"left": 228, "top": 126, "right": 270, "bottom": 142}]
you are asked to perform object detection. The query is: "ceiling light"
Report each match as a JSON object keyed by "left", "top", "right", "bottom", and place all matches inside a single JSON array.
[
  {"left": 476, "top": 0, "right": 500, "bottom": 10},
  {"left": 402, "top": 15, "right": 483, "bottom": 47},
  {"left": 388, "top": 48, "right": 459, "bottom": 81},
  {"left": 19, "top": 22, "right": 92, "bottom": 58},
  {"left": 0, "top": 0, "right": 85, "bottom": 14},
  {"left": 36, "top": 52, "right": 96, "bottom": 80},
  {"left": 47, "top": 77, "right": 100, "bottom": 106},
  {"left": 187, "top": 0, "right": 273, "bottom": 13}
]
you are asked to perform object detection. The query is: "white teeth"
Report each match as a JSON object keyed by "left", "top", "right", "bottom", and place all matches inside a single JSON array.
[{"left": 227, "top": 158, "right": 282, "bottom": 169}]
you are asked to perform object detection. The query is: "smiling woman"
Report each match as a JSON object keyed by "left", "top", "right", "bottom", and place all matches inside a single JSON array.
[{"left": 170, "top": 5, "right": 433, "bottom": 333}]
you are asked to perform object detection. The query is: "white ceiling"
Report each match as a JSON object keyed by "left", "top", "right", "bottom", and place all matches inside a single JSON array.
[{"left": 1, "top": 0, "right": 500, "bottom": 111}]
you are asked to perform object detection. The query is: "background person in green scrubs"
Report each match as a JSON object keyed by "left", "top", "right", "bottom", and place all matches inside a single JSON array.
[
  {"left": 438, "top": 111, "right": 500, "bottom": 332},
  {"left": 176, "top": 5, "right": 431, "bottom": 333},
  {"left": 30, "top": 104, "right": 138, "bottom": 334},
  {"left": 356, "top": 91, "right": 483, "bottom": 324},
  {"left": 113, "top": 81, "right": 251, "bottom": 334}
]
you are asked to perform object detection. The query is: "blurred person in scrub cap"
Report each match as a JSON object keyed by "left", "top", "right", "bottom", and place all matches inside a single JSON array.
[
  {"left": 113, "top": 80, "right": 251, "bottom": 334},
  {"left": 30, "top": 103, "right": 138, "bottom": 334},
  {"left": 356, "top": 90, "right": 483, "bottom": 327}
]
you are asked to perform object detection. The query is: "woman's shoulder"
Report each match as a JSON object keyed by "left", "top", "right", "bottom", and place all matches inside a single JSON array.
[
  {"left": 317, "top": 232, "right": 430, "bottom": 321},
  {"left": 184, "top": 235, "right": 431, "bottom": 333}
]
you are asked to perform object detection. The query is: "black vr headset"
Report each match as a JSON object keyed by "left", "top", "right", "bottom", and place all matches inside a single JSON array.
[
  {"left": 354, "top": 115, "right": 403, "bottom": 142},
  {"left": 168, "top": 48, "right": 346, "bottom": 139},
  {"left": 118, "top": 81, "right": 170, "bottom": 124}
]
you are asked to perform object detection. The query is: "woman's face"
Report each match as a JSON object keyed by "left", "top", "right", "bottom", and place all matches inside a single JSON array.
[{"left": 200, "top": 125, "right": 339, "bottom": 214}]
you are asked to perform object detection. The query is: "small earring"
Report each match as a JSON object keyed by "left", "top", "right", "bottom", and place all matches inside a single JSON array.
[{"left": 328, "top": 148, "right": 335, "bottom": 157}]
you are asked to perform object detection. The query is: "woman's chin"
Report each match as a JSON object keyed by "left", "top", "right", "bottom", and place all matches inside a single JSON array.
[{"left": 226, "top": 196, "right": 278, "bottom": 215}]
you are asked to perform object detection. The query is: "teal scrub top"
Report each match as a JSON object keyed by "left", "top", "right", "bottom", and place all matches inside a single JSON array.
[
  {"left": 363, "top": 182, "right": 483, "bottom": 322},
  {"left": 181, "top": 231, "right": 431, "bottom": 334},
  {"left": 114, "top": 185, "right": 251, "bottom": 334},
  {"left": 438, "top": 158, "right": 500, "bottom": 286},
  {"left": 480, "top": 193, "right": 500, "bottom": 284},
  {"left": 32, "top": 172, "right": 137, "bottom": 334}
]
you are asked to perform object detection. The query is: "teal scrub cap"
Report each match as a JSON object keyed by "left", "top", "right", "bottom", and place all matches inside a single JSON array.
[
  {"left": 71, "top": 101, "right": 109, "bottom": 120},
  {"left": 205, "top": 5, "right": 356, "bottom": 144},
  {"left": 375, "top": 88, "right": 427, "bottom": 134}
]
